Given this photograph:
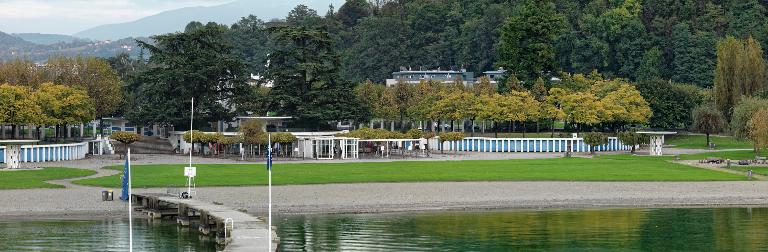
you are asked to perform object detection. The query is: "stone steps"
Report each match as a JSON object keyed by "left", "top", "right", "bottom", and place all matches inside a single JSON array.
[{"left": 113, "top": 136, "right": 175, "bottom": 154}]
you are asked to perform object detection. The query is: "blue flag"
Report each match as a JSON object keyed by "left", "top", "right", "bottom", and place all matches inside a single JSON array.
[
  {"left": 267, "top": 147, "right": 273, "bottom": 171},
  {"left": 120, "top": 154, "right": 129, "bottom": 201}
]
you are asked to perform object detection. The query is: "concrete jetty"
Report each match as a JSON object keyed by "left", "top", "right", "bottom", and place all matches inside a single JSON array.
[{"left": 133, "top": 193, "right": 277, "bottom": 251}]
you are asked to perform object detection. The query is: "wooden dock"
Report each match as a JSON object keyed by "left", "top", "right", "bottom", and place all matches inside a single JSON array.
[{"left": 133, "top": 193, "right": 277, "bottom": 251}]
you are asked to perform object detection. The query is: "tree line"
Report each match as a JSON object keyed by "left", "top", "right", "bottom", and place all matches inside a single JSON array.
[
  {"left": 0, "top": 56, "right": 122, "bottom": 140},
  {"left": 357, "top": 71, "right": 652, "bottom": 135},
  {"left": 690, "top": 35, "right": 768, "bottom": 152}
]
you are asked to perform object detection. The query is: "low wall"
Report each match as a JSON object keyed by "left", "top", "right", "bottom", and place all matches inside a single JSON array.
[
  {"left": 434, "top": 137, "right": 631, "bottom": 153},
  {"left": 0, "top": 142, "right": 89, "bottom": 163}
]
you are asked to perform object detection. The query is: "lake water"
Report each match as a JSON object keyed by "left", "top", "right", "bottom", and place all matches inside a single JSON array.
[
  {"left": 276, "top": 208, "right": 768, "bottom": 251},
  {"left": 2, "top": 208, "right": 768, "bottom": 251},
  {"left": 0, "top": 218, "right": 217, "bottom": 251}
]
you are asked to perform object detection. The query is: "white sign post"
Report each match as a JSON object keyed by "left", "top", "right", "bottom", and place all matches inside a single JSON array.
[
  {"left": 184, "top": 166, "right": 196, "bottom": 199},
  {"left": 184, "top": 98, "right": 195, "bottom": 199}
]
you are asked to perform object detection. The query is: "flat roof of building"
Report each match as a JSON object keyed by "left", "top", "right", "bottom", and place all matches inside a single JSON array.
[
  {"left": 236, "top": 116, "right": 293, "bottom": 120},
  {"left": 636, "top": 131, "right": 677, "bottom": 135},
  {"left": 393, "top": 70, "right": 470, "bottom": 74}
]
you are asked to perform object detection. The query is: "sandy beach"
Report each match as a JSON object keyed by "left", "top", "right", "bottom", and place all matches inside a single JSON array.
[{"left": 1, "top": 151, "right": 766, "bottom": 219}]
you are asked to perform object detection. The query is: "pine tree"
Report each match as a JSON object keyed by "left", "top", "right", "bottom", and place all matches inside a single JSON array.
[{"left": 636, "top": 47, "right": 662, "bottom": 82}]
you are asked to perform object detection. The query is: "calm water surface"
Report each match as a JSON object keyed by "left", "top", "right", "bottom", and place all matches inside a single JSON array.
[
  {"left": 0, "top": 218, "right": 217, "bottom": 251},
  {"left": 276, "top": 208, "right": 768, "bottom": 251}
]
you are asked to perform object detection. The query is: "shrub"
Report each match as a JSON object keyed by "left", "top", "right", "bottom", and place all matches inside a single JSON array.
[
  {"left": 204, "top": 132, "right": 223, "bottom": 144},
  {"left": 406, "top": 128, "right": 422, "bottom": 139},
  {"left": 748, "top": 108, "right": 768, "bottom": 155},
  {"left": 691, "top": 103, "right": 725, "bottom": 148},
  {"left": 438, "top": 132, "right": 465, "bottom": 153},
  {"left": 583, "top": 132, "right": 608, "bottom": 154},
  {"left": 336, "top": 128, "right": 408, "bottom": 139},
  {"left": 272, "top": 132, "right": 297, "bottom": 143},
  {"left": 617, "top": 129, "right": 648, "bottom": 153},
  {"left": 112, "top": 131, "right": 141, "bottom": 145},
  {"left": 182, "top": 130, "right": 204, "bottom": 143},
  {"left": 111, "top": 131, "right": 141, "bottom": 158},
  {"left": 439, "top": 132, "right": 466, "bottom": 142},
  {"left": 730, "top": 97, "right": 768, "bottom": 139},
  {"left": 240, "top": 119, "right": 266, "bottom": 145},
  {"left": 217, "top": 136, "right": 239, "bottom": 145}
]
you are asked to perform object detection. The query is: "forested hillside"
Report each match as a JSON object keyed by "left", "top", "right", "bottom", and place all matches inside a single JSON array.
[
  {"left": 330, "top": 0, "right": 768, "bottom": 87},
  {"left": 99, "top": 0, "right": 768, "bottom": 130}
]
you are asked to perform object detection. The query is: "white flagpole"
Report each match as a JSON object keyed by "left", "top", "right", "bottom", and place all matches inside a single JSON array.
[
  {"left": 128, "top": 148, "right": 133, "bottom": 252},
  {"left": 268, "top": 134, "right": 272, "bottom": 252},
  {"left": 189, "top": 98, "right": 194, "bottom": 169},
  {"left": 188, "top": 98, "right": 194, "bottom": 197}
]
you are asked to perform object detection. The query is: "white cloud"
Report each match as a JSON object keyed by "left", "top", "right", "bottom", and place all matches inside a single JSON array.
[{"left": 0, "top": 0, "right": 232, "bottom": 34}]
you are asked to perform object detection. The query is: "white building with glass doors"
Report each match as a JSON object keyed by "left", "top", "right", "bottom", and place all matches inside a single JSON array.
[{"left": 298, "top": 136, "right": 359, "bottom": 160}]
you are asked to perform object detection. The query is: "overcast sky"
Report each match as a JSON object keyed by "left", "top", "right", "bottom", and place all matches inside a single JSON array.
[{"left": 0, "top": 0, "right": 233, "bottom": 34}]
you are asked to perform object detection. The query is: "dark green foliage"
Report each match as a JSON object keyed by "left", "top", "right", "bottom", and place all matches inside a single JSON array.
[
  {"left": 228, "top": 15, "right": 271, "bottom": 77},
  {"left": 129, "top": 22, "right": 250, "bottom": 129},
  {"left": 282, "top": 0, "right": 768, "bottom": 90},
  {"left": 583, "top": 132, "right": 608, "bottom": 154},
  {"left": 636, "top": 79, "right": 703, "bottom": 129},
  {"left": 498, "top": 0, "right": 566, "bottom": 81},
  {"left": 265, "top": 26, "right": 369, "bottom": 128},
  {"left": 691, "top": 103, "right": 726, "bottom": 147},
  {"left": 342, "top": 15, "right": 408, "bottom": 82},
  {"left": 337, "top": 0, "right": 370, "bottom": 27},
  {"left": 671, "top": 23, "right": 716, "bottom": 87},
  {"left": 617, "top": 129, "right": 648, "bottom": 153},
  {"left": 636, "top": 47, "right": 662, "bottom": 82},
  {"left": 111, "top": 0, "right": 768, "bottom": 131}
]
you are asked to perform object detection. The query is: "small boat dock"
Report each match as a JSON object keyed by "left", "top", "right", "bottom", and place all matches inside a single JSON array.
[{"left": 132, "top": 193, "right": 277, "bottom": 251}]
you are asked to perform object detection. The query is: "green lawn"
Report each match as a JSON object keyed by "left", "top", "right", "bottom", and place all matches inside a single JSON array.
[
  {"left": 74, "top": 155, "right": 745, "bottom": 188},
  {"left": 0, "top": 167, "right": 96, "bottom": 189},
  {"left": 678, "top": 150, "right": 761, "bottom": 161},
  {"left": 665, "top": 134, "right": 753, "bottom": 149},
  {"left": 728, "top": 166, "right": 768, "bottom": 176}
]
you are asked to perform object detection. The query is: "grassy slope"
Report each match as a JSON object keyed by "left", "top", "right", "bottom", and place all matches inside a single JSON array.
[
  {"left": 0, "top": 167, "right": 95, "bottom": 189},
  {"left": 665, "top": 135, "right": 753, "bottom": 149},
  {"left": 74, "top": 155, "right": 744, "bottom": 188}
]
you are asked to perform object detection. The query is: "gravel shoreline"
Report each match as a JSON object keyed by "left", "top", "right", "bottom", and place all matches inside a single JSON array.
[{"left": 4, "top": 181, "right": 768, "bottom": 218}]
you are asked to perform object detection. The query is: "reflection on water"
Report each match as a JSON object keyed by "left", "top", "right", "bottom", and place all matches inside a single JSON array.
[
  {"left": 0, "top": 218, "right": 217, "bottom": 252},
  {"left": 277, "top": 208, "right": 768, "bottom": 251}
]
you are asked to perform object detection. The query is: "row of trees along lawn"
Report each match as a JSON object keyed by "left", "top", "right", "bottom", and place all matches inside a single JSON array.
[
  {"left": 175, "top": 120, "right": 299, "bottom": 158},
  {"left": 101, "top": 0, "right": 768, "bottom": 133},
  {"left": 357, "top": 71, "right": 652, "bottom": 136},
  {"left": 0, "top": 83, "right": 94, "bottom": 140},
  {"left": 0, "top": 56, "right": 122, "bottom": 140}
]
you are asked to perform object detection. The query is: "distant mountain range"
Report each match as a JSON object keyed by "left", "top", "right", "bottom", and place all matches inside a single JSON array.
[
  {"left": 12, "top": 33, "right": 83, "bottom": 45},
  {"left": 74, "top": 0, "right": 343, "bottom": 40},
  {"left": 0, "top": 30, "right": 144, "bottom": 62},
  {"left": 0, "top": 0, "right": 342, "bottom": 61}
]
